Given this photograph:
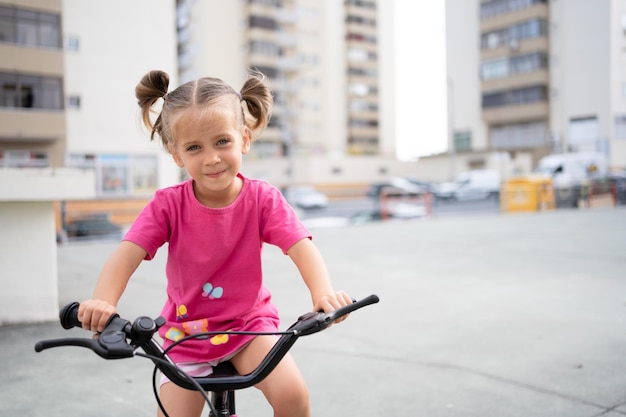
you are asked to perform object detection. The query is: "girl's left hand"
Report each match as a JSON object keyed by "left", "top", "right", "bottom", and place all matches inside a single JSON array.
[{"left": 313, "top": 290, "right": 353, "bottom": 323}]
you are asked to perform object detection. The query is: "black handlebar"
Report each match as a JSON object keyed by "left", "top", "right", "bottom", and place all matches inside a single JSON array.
[{"left": 35, "top": 294, "right": 379, "bottom": 391}]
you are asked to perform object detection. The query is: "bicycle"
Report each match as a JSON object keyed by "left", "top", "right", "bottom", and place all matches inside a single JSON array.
[{"left": 35, "top": 294, "right": 379, "bottom": 417}]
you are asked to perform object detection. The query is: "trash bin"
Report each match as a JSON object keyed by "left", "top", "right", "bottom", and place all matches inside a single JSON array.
[{"left": 501, "top": 176, "right": 555, "bottom": 213}]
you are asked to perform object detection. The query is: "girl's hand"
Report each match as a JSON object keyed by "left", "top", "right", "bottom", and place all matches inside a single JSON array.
[
  {"left": 77, "top": 299, "right": 117, "bottom": 333},
  {"left": 313, "top": 290, "right": 353, "bottom": 324}
]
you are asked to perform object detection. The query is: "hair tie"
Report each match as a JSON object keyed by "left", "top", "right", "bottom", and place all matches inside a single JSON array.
[
  {"left": 163, "top": 92, "right": 169, "bottom": 102},
  {"left": 236, "top": 91, "right": 242, "bottom": 101}
]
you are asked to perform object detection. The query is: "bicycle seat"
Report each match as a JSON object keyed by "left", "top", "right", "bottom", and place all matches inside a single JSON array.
[{"left": 210, "top": 361, "right": 238, "bottom": 377}]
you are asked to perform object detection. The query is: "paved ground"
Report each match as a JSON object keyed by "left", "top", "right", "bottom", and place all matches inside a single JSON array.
[{"left": 1, "top": 206, "right": 626, "bottom": 417}]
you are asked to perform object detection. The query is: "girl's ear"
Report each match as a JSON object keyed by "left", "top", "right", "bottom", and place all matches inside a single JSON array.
[
  {"left": 168, "top": 143, "right": 185, "bottom": 167},
  {"left": 241, "top": 127, "right": 251, "bottom": 155}
]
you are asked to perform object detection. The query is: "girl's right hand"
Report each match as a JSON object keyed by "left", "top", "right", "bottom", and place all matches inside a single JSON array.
[{"left": 77, "top": 299, "right": 117, "bottom": 333}]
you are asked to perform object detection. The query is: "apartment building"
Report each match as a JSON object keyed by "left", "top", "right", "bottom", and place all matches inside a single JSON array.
[
  {"left": 0, "top": 0, "right": 65, "bottom": 169},
  {"left": 1, "top": 0, "right": 180, "bottom": 198},
  {"left": 175, "top": 0, "right": 413, "bottom": 186},
  {"left": 480, "top": 0, "right": 552, "bottom": 163},
  {"left": 447, "top": 0, "right": 626, "bottom": 170}
]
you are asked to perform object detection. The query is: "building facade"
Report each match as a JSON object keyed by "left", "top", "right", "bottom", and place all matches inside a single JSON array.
[
  {"left": 174, "top": 0, "right": 415, "bottom": 187},
  {"left": 0, "top": 0, "right": 66, "bottom": 169},
  {"left": 1, "top": 0, "right": 180, "bottom": 198},
  {"left": 447, "top": 0, "right": 626, "bottom": 170}
]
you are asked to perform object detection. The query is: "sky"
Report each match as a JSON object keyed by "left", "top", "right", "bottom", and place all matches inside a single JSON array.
[{"left": 394, "top": 0, "right": 449, "bottom": 160}]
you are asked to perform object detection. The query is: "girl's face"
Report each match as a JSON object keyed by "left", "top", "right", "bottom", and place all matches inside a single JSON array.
[{"left": 169, "top": 102, "right": 250, "bottom": 208}]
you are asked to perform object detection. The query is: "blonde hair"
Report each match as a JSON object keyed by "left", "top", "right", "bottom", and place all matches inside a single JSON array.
[{"left": 135, "top": 70, "right": 273, "bottom": 151}]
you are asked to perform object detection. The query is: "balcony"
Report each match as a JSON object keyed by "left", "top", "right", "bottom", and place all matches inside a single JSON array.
[
  {"left": 0, "top": 43, "right": 63, "bottom": 75},
  {"left": 481, "top": 36, "right": 549, "bottom": 61},
  {"left": 480, "top": 3, "right": 549, "bottom": 32},
  {"left": 482, "top": 69, "right": 549, "bottom": 92},
  {"left": 482, "top": 101, "right": 549, "bottom": 125},
  {"left": 0, "top": 108, "right": 65, "bottom": 141}
]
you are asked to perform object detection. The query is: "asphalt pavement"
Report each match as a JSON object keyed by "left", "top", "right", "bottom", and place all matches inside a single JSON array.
[{"left": 2, "top": 206, "right": 626, "bottom": 417}]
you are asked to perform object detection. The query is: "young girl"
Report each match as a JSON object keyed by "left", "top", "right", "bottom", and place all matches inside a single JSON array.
[{"left": 77, "top": 70, "right": 352, "bottom": 417}]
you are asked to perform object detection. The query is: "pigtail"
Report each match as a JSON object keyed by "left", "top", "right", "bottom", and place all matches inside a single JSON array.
[
  {"left": 135, "top": 70, "right": 170, "bottom": 145},
  {"left": 240, "top": 70, "right": 273, "bottom": 139}
]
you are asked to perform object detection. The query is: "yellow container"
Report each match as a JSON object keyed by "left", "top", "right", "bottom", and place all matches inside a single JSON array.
[{"left": 500, "top": 176, "right": 555, "bottom": 212}]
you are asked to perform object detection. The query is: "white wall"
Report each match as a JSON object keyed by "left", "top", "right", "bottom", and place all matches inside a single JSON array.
[
  {"left": 551, "top": 1, "right": 612, "bottom": 153},
  {"left": 445, "top": 0, "right": 487, "bottom": 151},
  {"left": 0, "top": 202, "right": 58, "bottom": 323},
  {"left": 610, "top": 0, "right": 626, "bottom": 168},
  {"left": 63, "top": 0, "right": 181, "bottom": 188},
  {"left": 0, "top": 169, "right": 95, "bottom": 323}
]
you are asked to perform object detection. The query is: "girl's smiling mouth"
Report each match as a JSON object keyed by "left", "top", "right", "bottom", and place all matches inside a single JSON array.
[{"left": 206, "top": 170, "right": 226, "bottom": 178}]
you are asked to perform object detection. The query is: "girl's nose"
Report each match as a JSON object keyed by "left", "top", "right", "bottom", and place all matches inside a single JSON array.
[{"left": 204, "top": 150, "right": 220, "bottom": 165}]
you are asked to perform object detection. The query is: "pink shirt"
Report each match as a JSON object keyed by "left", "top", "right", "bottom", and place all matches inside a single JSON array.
[{"left": 124, "top": 174, "right": 311, "bottom": 363}]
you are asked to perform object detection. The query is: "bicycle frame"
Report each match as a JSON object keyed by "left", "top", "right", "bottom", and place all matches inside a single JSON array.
[{"left": 35, "top": 294, "right": 379, "bottom": 417}]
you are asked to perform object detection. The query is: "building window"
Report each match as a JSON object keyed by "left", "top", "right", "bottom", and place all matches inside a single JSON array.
[
  {"left": 454, "top": 131, "right": 472, "bottom": 151},
  {"left": 492, "top": 122, "right": 547, "bottom": 149},
  {"left": 481, "top": 18, "right": 548, "bottom": 50},
  {"left": 0, "top": 72, "right": 63, "bottom": 110},
  {"left": 482, "top": 85, "right": 547, "bottom": 108},
  {"left": 344, "top": 0, "right": 376, "bottom": 10},
  {"left": 250, "top": 40, "right": 279, "bottom": 56},
  {"left": 249, "top": 15, "right": 277, "bottom": 30},
  {"left": 346, "top": 32, "right": 377, "bottom": 44},
  {"left": 348, "top": 83, "right": 377, "bottom": 96},
  {"left": 345, "top": 14, "right": 376, "bottom": 27},
  {"left": 0, "top": 5, "right": 61, "bottom": 48},
  {"left": 348, "top": 118, "right": 378, "bottom": 128},
  {"left": 349, "top": 100, "right": 378, "bottom": 112},
  {"left": 347, "top": 48, "right": 377, "bottom": 62},
  {"left": 481, "top": 52, "right": 548, "bottom": 80},
  {"left": 68, "top": 154, "right": 158, "bottom": 197},
  {"left": 480, "top": 0, "right": 547, "bottom": 20},
  {"left": 65, "top": 35, "right": 80, "bottom": 51},
  {"left": 0, "top": 150, "right": 48, "bottom": 167},
  {"left": 348, "top": 67, "right": 378, "bottom": 77},
  {"left": 252, "top": 65, "right": 278, "bottom": 79},
  {"left": 67, "top": 95, "right": 81, "bottom": 109},
  {"left": 248, "top": 0, "right": 280, "bottom": 6}
]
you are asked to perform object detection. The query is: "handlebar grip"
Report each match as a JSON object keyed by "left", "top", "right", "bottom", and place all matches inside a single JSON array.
[
  {"left": 60, "top": 302, "right": 82, "bottom": 330},
  {"left": 328, "top": 294, "right": 380, "bottom": 321},
  {"left": 329, "top": 294, "right": 380, "bottom": 320}
]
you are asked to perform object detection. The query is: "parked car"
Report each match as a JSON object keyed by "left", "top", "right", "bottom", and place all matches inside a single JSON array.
[
  {"left": 434, "top": 169, "right": 501, "bottom": 201},
  {"left": 350, "top": 203, "right": 428, "bottom": 223},
  {"left": 367, "top": 177, "right": 427, "bottom": 198},
  {"left": 282, "top": 186, "right": 328, "bottom": 209},
  {"left": 65, "top": 213, "right": 122, "bottom": 239}
]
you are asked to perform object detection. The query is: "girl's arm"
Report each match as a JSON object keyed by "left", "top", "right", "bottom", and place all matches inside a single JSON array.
[
  {"left": 77, "top": 240, "right": 147, "bottom": 332},
  {"left": 287, "top": 238, "right": 352, "bottom": 321}
]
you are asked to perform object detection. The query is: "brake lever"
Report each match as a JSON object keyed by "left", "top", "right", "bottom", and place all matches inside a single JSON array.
[{"left": 35, "top": 315, "right": 136, "bottom": 359}]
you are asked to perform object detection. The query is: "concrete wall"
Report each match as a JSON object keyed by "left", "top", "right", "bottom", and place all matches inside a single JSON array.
[
  {"left": 62, "top": 0, "right": 181, "bottom": 189},
  {"left": 0, "top": 169, "right": 95, "bottom": 323},
  {"left": 0, "top": 202, "right": 59, "bottom": 323}
]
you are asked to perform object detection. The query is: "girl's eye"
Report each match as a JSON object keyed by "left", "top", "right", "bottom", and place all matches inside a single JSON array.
[
  {"left": 217, "top": 138, "right": 231, "bottom": 146},
  {"left": 186, "top": 144, "right": 200, "bottom": 152}
]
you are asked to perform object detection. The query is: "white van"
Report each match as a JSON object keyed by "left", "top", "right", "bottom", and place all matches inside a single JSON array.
[
  {"left": 535, "top": 152, "right": 608, "bottom": 207},
  {"left": 434, "top": 169, "right": 501, "bottom": 201},
  {"left": 535, "top": 152, "right": 608, "bottom": 186}
]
